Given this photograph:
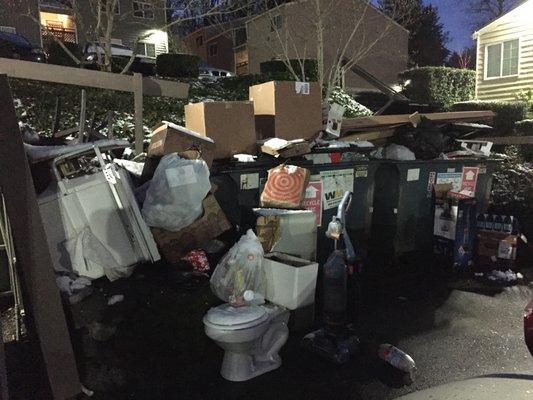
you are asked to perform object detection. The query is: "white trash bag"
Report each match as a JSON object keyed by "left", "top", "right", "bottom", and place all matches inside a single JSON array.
[
  {"left": 142, "top": 154, "right": 211, "bottom": 232},
  {"left": 210, "top": 230, "right": 266, "bottom": 306}
]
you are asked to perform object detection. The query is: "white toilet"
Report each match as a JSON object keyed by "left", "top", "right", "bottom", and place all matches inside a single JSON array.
[{"left": 203, "top": 299, "right": 290, "bottom": 382}]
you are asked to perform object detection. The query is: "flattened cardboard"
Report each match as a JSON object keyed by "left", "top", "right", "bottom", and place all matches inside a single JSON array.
[
  {"left": 249, "top": 81, "right": 322, "bottom": 141},
  {"left": 184, "top": 101, "right": 257, "bottom": 159},
  {"left": 151, "top": 195, "right": 232, "bottom": 264}
]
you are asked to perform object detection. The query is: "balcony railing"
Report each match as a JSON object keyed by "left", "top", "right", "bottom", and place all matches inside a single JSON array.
[{"left": 42, "top": 27, "right": 77, "bottom": 44}]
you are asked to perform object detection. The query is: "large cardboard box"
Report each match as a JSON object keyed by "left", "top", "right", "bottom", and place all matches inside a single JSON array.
[
  {"left": 249, "top": 81, "right": 322, "bottom": 140},
  {"left": 147, "top": 121, "right": 216, "bottom": 166},
  {"left": 151, "top": 195, "right": 232, "bottom": 264},
  {"left": 184, "top": 101, "right": 257, "bottom": 159}
]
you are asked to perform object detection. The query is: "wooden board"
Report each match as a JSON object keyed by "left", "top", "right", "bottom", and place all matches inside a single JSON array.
[
  {"left": 475, "top": 136, "right": 533, "bottom": 145},
  {"left": 0, "top": 75, "right": 81, "bottom": 399},
  {"left": 341, "top": 111, "right": 496, "bottom": 133}
]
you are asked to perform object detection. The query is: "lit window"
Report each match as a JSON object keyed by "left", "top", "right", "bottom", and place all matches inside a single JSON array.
[
  {"left": 133, "top": 1, "right": 154, "bottom": 19},
  {"left": 137, "top": 42, "right": 156, "bottom": 57},
  {"left": 208, "top": 43, "right": 217, "bottom": 57},
  {"left": 486, "top": 39, "right": 519, "bottom": 78}
]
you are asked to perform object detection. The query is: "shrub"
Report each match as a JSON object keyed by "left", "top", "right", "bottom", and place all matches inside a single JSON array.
[
  {"left": 328, "top": 86, "right": 372, "bottom": 118},
  {"left": 515, "top": 119, "right": 533, "bottom": 136},
  {"left": 47, "top": 41, "right": 83, "bottom": 67},
  {"left": 156, "top": 53, "right": 200, "bottom": 78},
  {"left": 452, "top": 101, "right": 528, "bottom": 136},
  {"left": 399, "top": 67, "right": 476, "bottom": 110},
  {"left": 260, "top": 59, "right": 318, "bottom": 82}
]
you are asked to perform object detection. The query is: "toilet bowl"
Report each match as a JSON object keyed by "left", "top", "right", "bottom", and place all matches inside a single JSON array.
[{"left": 203, "top": 303, "right": 289, "bottom": 381}]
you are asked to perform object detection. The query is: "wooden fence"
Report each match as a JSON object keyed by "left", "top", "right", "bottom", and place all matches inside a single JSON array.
[{"left": 0, "top": 57, "right": 189, "bottom": 154}]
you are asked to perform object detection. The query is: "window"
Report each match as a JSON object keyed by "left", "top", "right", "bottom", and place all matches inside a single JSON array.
[
  {"left": 208, "top": 43, "right": 217, "bottom": 57},
  {"left": 211, "top": 70, "right": 220, "bottom": 77},
  {"left": 270, "top": 14, "right": 282, "bottom": 32},
  {"left": 234, "top": 27, "right": 247, "bottom": 47},
  {"left": 0, "top": 26, "right": 16, "bottom": 33},
  {"left": 485, "top": 39, "right": 519, "bottom": 79},
  {"left": 196, "top": 36, "right": 203, "bottom": 47},
  {"left": 133, "top": 1, "right": 154, "bottom": 19},
  {"left": 137, "top": 42, "right": 156, "bottom": 58},
  {"left": 100, "top": 0, "right": 120, "bottom": 14}
]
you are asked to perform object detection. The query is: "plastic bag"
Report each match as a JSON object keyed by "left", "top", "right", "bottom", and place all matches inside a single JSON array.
[
  {"left": 210, "top": 230, "right": 266, "bottom": 306},
  {"left": 141, "top": 154, "right": 211, "bottom": 231},
  {"left": 384, "top": 144, "right": 416, "bottom": 161}
]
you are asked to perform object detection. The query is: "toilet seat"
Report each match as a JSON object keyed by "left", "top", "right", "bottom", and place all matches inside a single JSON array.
[{"left": 204, "top": 304, "right": 269, "bottom": 330}]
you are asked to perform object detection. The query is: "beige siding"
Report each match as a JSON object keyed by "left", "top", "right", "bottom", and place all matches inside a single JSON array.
[
  {"left": 246, "top": 0, "right": 408, "bottom": 89},
  {"left": 476, "top": 2, "right": 533, "bottom": 101}
]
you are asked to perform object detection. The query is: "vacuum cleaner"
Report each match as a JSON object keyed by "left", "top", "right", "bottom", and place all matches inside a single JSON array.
[{"left": 302, "top": 191, "right": 360, "bottom": 364}]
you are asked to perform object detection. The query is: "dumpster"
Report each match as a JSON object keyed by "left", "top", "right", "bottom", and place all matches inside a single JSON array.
[
  {"left": 368, "top": 158, "right": 497, "bottom": 265},
  {"left": 211, "top": 158, "right": 376, "bottom": 265}
]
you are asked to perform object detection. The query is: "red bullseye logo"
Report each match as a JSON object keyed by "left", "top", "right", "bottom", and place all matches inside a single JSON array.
[{"left": 263, "top": 166, "right": 305, "bottom": 204}]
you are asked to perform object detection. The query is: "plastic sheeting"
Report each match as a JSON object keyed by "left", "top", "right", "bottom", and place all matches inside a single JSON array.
[
  {"left": 141, "top": 155, "right": 211, "bottom": 232},
  {"left": 210, "top": 230, "right": 266, "bottom": 306}
]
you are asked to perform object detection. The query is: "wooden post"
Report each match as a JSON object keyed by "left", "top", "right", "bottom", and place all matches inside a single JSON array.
[
  {"left": 0, "top": 75, "right": 81, "bottom": 399},
  {"left": 77, "top": 89, "right": 87, "bottom": 143},
  {"left": 133, "top": 73, "right": 144, "bottom": 155}
]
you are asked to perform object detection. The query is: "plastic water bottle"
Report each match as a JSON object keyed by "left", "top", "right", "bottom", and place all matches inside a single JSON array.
[
  {"left": 378, "top": 344, "right": 416, "bottom": 373},
  {"left": 493, "top": 215, "right": 502, "bottom": 231},
  {"left": 476, "top": 213, "right": 485, "bottom": 230},
  {"left": 485, "top": 214, "right": 494, "bottom": 230},
  {"left": 502, "top": 216, "right": 512, "bottom": 234}
]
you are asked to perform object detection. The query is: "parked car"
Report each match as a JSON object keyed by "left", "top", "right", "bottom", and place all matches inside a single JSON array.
[
  {"left": 83, "top": 43, "right": 156, "bottom": 75},
  {"left": 525, "top": 298, "right": 533, "bottom": 356},
  {"left": 0, "top": 32, "right": 46, "bottom": 62},
  {"left": 199, "top": 67, "right": 235, "bottom": 79}
]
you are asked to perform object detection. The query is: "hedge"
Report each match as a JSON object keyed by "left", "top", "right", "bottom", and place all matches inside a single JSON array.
[
  {"left": 399, "top": 67, "right": 476, "bottom": 110},
  {"left": 452, "top": 101, "right": 528, "bottom": 136},
  {"left": 515, "top": 119, "right": 533, "bottom": 136},
  {"left": 47, "top": 41, "right": 83, "bottom": 67},
  {"left": 260, "top": 59, "right": 318, "bottom": 82},
  {"left": 156, "top": 53, "right": 199, "bottom": 78}
]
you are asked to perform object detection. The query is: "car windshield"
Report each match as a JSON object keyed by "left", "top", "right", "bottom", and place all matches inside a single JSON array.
[{"left": 0, "top": 32, "right": 30, "bottom": 47}]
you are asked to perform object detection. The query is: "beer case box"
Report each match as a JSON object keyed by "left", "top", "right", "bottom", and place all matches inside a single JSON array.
[
  {"left": 184, "top": 101, "right": 257, "bottom": 160},
  {"left": 249, "top": 81, "right": 322, "bottom": 141},
  {"left": 151, "top": 195, "right": 232, "bottom": 264},
  {"left": 433, "top": 192, "right": 477, "bottom": 269},
  {"left": 147, "top": 121, "right": 216, "bottom": 166}
]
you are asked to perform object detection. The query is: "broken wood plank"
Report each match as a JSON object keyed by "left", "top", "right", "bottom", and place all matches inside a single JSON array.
[
  {"left": 342, "top": 111, "right": 496, "bottom": 133},
  {"left": 0, "top": 75, "right": 81, "bottom": 399},
  {"left": 475, "top": 136, "right": 533, "bottom": 145}
]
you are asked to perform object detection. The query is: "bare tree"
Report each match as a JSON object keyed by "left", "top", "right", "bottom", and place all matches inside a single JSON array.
[
  {"left": 457, "top": 0, "right": 522, "bottom": 28},
  {"left": 251, "top": 0, "right": 415, "bottom": 99}
]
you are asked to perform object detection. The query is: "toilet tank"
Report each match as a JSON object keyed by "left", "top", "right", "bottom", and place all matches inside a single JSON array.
[{"left": 262, "top": 252, "right": 319, "bottom": 310}]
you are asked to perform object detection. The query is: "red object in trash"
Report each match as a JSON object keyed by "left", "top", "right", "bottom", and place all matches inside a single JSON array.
[{"left": 183, "top": 250, "right": 210, "bottom": 273}]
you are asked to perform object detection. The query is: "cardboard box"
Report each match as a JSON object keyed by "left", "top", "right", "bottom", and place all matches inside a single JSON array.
[
  {"left": 249, "top": 81, "right": 322, "bottom": 141},
  {"left": 254, "top": 208, "right": 317, "bottom": 261},
  {"left": 433, "top": 192, "right": 477, "bottom": 269},
  {"left": 184, "top": 101, "right": 257, "bottom": 159},
  {"left": 151, "top": 195, "right": 232, "bottom": 264},
  {"left": 147, "top": 121, "right": 216, "bottom": 166},
  {"left": 476, "top": 230, "right": 517, "bottom": 270}
]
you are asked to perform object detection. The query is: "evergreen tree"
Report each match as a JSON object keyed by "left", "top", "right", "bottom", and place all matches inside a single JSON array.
[{"left": 379, "top": 0, "right": 449, "bottom": 67}]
